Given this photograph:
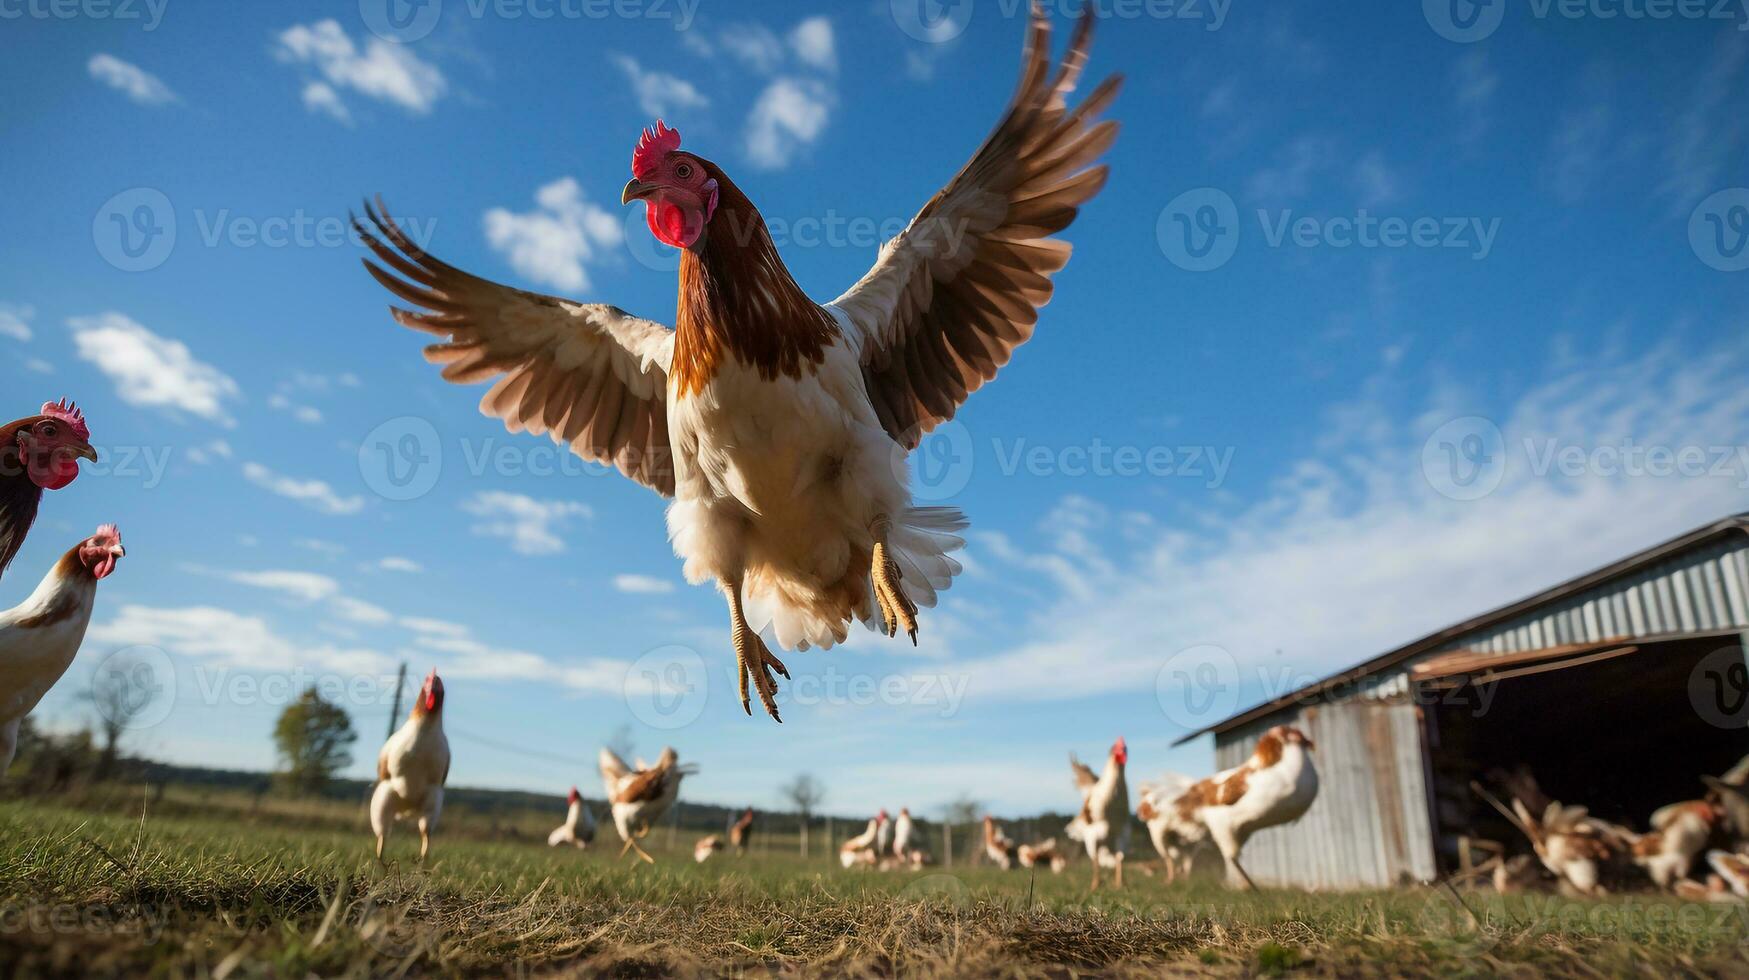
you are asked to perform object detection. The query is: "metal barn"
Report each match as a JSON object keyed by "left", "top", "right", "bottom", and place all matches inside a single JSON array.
[{"left": 1172, "top": 513, "right": 1749, "bottom": 890}]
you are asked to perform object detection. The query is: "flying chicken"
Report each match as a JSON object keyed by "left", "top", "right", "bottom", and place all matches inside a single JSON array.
[{"left": 356, "top": 5, "right": 1119, "bottom": 720}]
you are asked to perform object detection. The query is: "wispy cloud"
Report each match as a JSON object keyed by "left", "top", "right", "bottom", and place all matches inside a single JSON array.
[
  {"left": 788, "top": 17, "right": 835, "bottom": 73},
  {"left": 610, "top": 54, "right": 707, "bottom": 118},
  {"left": 88, "top": 604, "right": 393, "bottom": 674},
  {"left": 68, "top": 312, "right": 241, "bottom": 426},
  {"left": 274, "top": 19, "right": 446, "bottom": 121},
  {"left": 462, "top": 491, "right": 592, "bottom": 555},
  {"left": 378, "top": 556, "right": 424, "bottom": 573},
  {"left": 0, "top": 303, "right": 33, "bottom": 342},
  {"left": 88, "top": 53, "right": 177, "bottom": 106},
  {"left": 483, "top": 177, "right": 623, "bottom": 294},
  {"left": 613, "top": 573, "right": 674, "bottom": 595},
  {"left": 745, "top": 77, "right": 832, "bottom": 170},
  {"left": 241, "top": 462, "right": 365, "bottom": 516}
]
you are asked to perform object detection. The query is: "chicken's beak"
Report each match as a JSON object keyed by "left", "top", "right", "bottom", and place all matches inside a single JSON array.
[
  {"left": 72, "top": 441, "right": 98, "bottom": 462},
  {"left": 621, "top": 178, "right": 656, "bottom": 205}
]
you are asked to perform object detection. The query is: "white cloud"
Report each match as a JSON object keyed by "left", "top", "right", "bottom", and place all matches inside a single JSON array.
[
  {"left": 788, "top": 17, "right": 835, "bottom": 73},
  {"left": 930, "top": 335, "right": 1749, "bottom": 716},
  {"left": 295, "top": 538, "right": 346, "bottom": 556},
  {"left": 482, "top": 178, "right": 623, "bottom": 294},
  {"left": 744, "top": 77, "right": 832, "bottom": 170},
  {"left": 268, "top": 393, "right": 323, "bottom": 424},
  {"left": 379, "top": 556, "right": 424, "bottom": 573},
  {"left": 68, "top": 312, "right": 241, "bottom": 425},
  {"left": 400, "top": 616, "right": 470, "bottom": 637},
  {"left": 412, "top": 631, "right": 636, "bottom": 697},
  {"left": 462, "top": 491, "right": 591, "bottom": 555},
  {"left": 88, "top": 604, "right": 392, "bottom": 674},
  {"left": 300, "top": 81, "right": 352, "bottom": 125},
  {"left": 88, "top": 53, "right": 177, "bottom": 106},
  {"left": 274, "top": 19, "right": 446, "bottom": 120},
  {"left": 610, "top": 54, "right": 707, "bottom": 118},
  {"left": 1352, "top": 151, "right": 1401, "bottom": 207},
  {"left": 222, "top": 569, "right": 341, "bottom": 602},
  {"left": 0, "top": 304, "right": 32, "bottom": 341},
  {"left": 332, "top": 596, "right": 393, "bottom": 625},
  {"left": 24, "top": 358, "right": 52, "bottom": 375},
  {"left": 717, "top": 23, "right": 785, "bottom": 74},
  {"left": 185, "top": 439, "right": 233, "bottom": 466},
  {"left": 242, "top": 462, "right": 365, "bottom": 516},
  {"left": 613, "top": 573, "right": 674, "bottom": 595}
]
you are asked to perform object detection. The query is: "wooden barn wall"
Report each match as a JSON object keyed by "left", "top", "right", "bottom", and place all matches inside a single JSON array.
[{"left": 1213, "top": 695, "right": 1435, "bottom": 889}]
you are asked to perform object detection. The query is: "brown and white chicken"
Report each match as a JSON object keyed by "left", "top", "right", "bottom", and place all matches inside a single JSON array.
[
  {"left": 1136, "top": 774, "right": 1210, "bottom": 884},
  {"left": 982, "top": 815, "right": 1019, "bottom": 869},
  {"left": 694, "top": 833, "right": 724, "bottom": 863},
  {"left": 1065, "top": 737, "right": 1129, "bottom": 889},
  {"left": 0, "top": 524, "right": 124, "bottom": 774},
  {"left": 1183, "top": 725, "right": 1319, "bottom": 890},
  {"left": 599, "top": 745, "right": 697, "bottom": 863},
  {"left": 548, "top": 786, "right": 597, "bottom": 848},
  {"left": 1, "top": 401, "right": 98, "bottom": 582},
  {"left": 1631, "top": 800, "right": 1723, "bottom": 890},
  {"left": 839, "top": 810, "right": 887, "bottom": 869},
  {"left": 1017, "top": 837, "right": 1068, "bottom": 873},
  {"left": 729, "top": 807, "right": 754, "bottom": 855},
  {"left": 1510, "top": 797, "right": 1635, "bottom": 897},
  {"left": 357, "top": 5, "right": 1119, "bottom": 725},
  {"left": 371, "top": 669, "right": 450, "bottom": 862}
]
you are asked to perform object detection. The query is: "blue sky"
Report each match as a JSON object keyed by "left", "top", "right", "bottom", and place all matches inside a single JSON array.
[{"left": 1, "top": 0, "right": 1745, "bottom": 819}]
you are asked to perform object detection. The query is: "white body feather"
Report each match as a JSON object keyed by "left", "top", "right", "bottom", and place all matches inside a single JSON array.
[
  {"left": 370, "top": 711, "right": 450, "bottom": 846},
  {"left": 1197, "top": 743, "right": 1319, "bottom": 887},
  {"left": 0, "top": 560, "right": 99, "bottom": 772},
  {"left": 548, "top": 798, "right": 596, "bottom": 848}
]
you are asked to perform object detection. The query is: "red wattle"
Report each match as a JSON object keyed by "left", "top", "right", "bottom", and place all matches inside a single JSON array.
[{"left": 28, "top": 453, "right": 79, "bottom": 490}]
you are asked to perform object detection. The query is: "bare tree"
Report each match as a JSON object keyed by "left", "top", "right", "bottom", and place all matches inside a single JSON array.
[
  {"left": 81, "top": 652, "right": 164, "bottom": 780},
  {"left": 782, "top": 773, "right": 826, "bottom": 858}
]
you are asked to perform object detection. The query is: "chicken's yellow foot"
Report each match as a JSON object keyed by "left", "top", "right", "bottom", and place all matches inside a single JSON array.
[
  {"left": 725, "top": 577, "right": 788, "bottom": 722},
  {"left": 871, "top": 518, "right": 918, "bottom": 644}
]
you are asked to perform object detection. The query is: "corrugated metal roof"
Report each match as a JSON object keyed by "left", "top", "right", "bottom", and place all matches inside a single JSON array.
[{"left": 1172, "top": 512, "right": 1749, "bottom": 746}]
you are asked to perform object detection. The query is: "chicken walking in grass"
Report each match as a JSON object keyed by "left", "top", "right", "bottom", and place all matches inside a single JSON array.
[
  {"left": 0, "top": 525, "right": 124, "bottom": 774},
  {"left": 839, "top": 811, "right": 887, "bottom": 869},
  {"left": 1136, "top": 774, "right": 1210, "bottom": 884},
  {"left": 371, "top": 669, "right": 450, "bottom": 863},
  {"left": 356, "top": 4, "right": 1119, "bottom": 724},
  {"left": 694, "top": 834, "right": 724, "bottom": 863},
  {"left": 1, "top": 401, "right": 98, "bottom": 582},
  {"left": 1066, "top": 737, "right": 1129, "bottom": 889},
  {"left": 1017, "top": 838, "right": 1068, "bottom": 873},
  {"left": 547, "top": 786, "right": 596, "bottom": 849},
  {"left": 983, "top": 815, "right": 1019, "bottom": 869},
  {"left": 1631, "top": 800, "right": 1723, "bottom": 890},
  {"left": 1183, "top": 726, "right": 1319, "bottom": 890},
  {"left": 599, "top": 746, "right": 696, "bottom": 864},
  {"left": 729, "top": 807, "right": 754, "bottom": 855}
]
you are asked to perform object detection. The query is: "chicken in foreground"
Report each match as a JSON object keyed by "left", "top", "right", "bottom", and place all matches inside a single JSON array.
[
  {"left": 600, "top": 746, "right": 697, "bottom": 864},
  {"left": 371, "top": 669, "right": 451, "bottom": 863},
  {"left": 1137, "top": 774, "right": 1211, "bottom": 884},
  {"left": 983, "top": 815, "right": 1018, "bottom": 869},
  {"left": 356, "top": 4, "right": 1120, "bottom": 722},
  {"left": 1182, "top": 725, "right": 1319, "bottom": 890},
  {"left": 0, "top": 524, "right": 124, "bottom": 773},
  {"left": 1, "top": 401, "right": 98, "bottom": 582},
  {"left": 729, "top": 807, "right": 754, "bottom": 855},
  {"left": 1067, "top": 737, "right": 1129, "bottom": 889},
  {"left": 839, "top": 811, "right": 887, "bottom": 869},
  {"left": 547, "top": 786, "right": 596, "bottom": 849}
]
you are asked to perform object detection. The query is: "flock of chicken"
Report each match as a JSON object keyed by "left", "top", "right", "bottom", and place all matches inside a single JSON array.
[{"left": 1476, "top": 759, "right": 1749, "bottom": 902}]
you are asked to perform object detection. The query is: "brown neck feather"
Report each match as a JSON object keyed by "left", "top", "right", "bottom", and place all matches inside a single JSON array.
[
  {"left": 672, "top": 169, "right": 837, "bottom": 397},
  {"left": 0, "top": 420, "right": 45, "bottom": 579}
]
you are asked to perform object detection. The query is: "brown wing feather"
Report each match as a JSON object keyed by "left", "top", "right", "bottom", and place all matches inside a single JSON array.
[
  {"left": 355, "top": 199, "right": 677, "bottom": 496},
  {"left": 832, "top": 3, "right": 1120, "bottom": 447}
]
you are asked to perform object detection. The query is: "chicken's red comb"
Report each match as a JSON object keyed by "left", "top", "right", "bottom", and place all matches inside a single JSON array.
[
  {"left": 632, "top": 120, "right": 682, "bottom": 179},
  {"left": 93, "top": 524, "right": 121, "bottom": 543},
  {"left": 40, "top": 399, "right": 89, "bottom": 441}
]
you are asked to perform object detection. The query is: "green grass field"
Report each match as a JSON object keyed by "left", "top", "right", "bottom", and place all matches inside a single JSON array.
[{"left": 4, "top": 792, "right": 1749, "bottom": 978}]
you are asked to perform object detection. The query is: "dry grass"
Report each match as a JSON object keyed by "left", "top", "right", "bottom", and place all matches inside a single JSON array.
[{"left": 3, "top": 795, "right": 1749, "bottom": 978}]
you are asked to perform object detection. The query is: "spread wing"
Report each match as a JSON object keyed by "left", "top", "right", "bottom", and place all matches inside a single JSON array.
[
  {"left": 1069, "top": 753, "right": 1098, "bottom": 795},
  {"left": 829, "top": 4, "right": 1120, "bottom": 448},
  {"left": 356, "top": 200, "right": 676, "bottom": 495}
]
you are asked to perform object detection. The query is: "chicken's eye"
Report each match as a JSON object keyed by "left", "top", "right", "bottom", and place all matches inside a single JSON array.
[
  {"left": 675, "top": 163, "right": 694, "bottom": 180},
  {"left": 39, "top": 423, "right": 56, "bottom": 439}
]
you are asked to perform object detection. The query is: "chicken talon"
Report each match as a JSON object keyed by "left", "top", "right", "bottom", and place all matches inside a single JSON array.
[{"left": 870, "top": 533, "right": 919, "bottom": 643}]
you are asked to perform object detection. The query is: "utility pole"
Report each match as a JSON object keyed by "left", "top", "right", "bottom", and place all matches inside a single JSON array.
[{"left": 386, "top": 662, "right": 407, "bottom": 739}]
